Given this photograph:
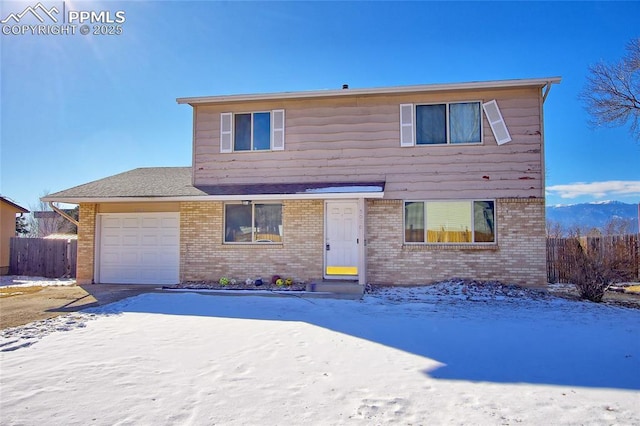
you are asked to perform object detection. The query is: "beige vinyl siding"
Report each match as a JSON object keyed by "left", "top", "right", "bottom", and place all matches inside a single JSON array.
[{"left": 193, "top": 87, "right": 543, "bottom": 199}]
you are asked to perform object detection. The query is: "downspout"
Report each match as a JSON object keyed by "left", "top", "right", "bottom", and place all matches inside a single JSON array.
[
  {"left": 540, "top": 80, "right": 556, "bottom": 232},
  {"left": 48, "top": 202, "right": 79, "bottom": 227},
  {"left": 542, "top": 81, "right": 555, "bottom": 104}
]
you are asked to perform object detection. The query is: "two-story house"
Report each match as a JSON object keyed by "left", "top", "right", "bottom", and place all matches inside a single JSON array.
[{"left": 44, "top": 77, "right": 560, "bottom": 288}]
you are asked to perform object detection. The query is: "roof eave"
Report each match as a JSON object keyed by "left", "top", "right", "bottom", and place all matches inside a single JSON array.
[
  {"left": 0, "top": 197, "right": 29, "bottom": 213},
  {"left": 42, "top": 192, "right": 385, "bottom": 204},
  {"left": 176, "top": 77, "right": 562, "bottom": 105}
]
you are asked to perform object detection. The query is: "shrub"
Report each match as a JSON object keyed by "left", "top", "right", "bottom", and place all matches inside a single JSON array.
[{"left": 566, "top": 231, "right": 637, "bottom": 302}]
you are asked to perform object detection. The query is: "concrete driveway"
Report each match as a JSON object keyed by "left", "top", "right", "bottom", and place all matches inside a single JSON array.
[{"left": 0, "top": 280, "right": 160, "bottom": 329}]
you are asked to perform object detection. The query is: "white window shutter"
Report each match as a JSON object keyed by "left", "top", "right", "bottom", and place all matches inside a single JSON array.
[
  {"left": 400, "top": 104, "right": 414, "bottom": 147},
  {"left": 220, "top": 112, "right": 233, "bottom": 153},
  {"left": 482, "top": 100, "right": 511, "bottom": 145},
  {"left": 272, "top": 109, "right": 285, "bottom": 151}
]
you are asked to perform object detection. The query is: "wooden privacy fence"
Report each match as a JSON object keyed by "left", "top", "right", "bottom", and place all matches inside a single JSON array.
[
  {"left": 9, "top": 238, "right": 77, "bottom": 278},
  {"left": 547, "top": 234, "right": 639, "bottom": 283}
]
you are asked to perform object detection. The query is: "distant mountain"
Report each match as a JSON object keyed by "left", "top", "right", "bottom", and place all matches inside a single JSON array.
[{"left": 546, "top": 201, "right": 639, "bottom": 234}]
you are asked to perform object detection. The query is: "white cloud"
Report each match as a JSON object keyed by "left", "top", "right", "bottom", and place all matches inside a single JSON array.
[{"left": 546, "top": 180, "right": 640, "bottom": 199}]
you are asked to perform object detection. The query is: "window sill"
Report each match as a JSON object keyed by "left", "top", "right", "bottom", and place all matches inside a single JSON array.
[
  {"left": 414, "top": 141, "right": 483, "bottom": 147},
  {"left": 402, "top": 243, "right": 498, "bottom": 251},
  {"left": 226, "top": 149, "right": 275, "bottom": 153},
  {"left": 223, "top": 243, "right": 284, "bottom": 247}
]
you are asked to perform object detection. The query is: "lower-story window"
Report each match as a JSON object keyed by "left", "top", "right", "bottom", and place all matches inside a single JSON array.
[
  {"left": 224, "top": 202, "right": 283, "bottom": 243},
  {"left": 404, "top": 200, "right": 495, "bottom": 243}
]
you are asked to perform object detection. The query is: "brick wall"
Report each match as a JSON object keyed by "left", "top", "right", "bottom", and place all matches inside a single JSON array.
[
  {"left": 366, "top": 198, "right": 546, "bottom": 288},
  {"left": 180, "top": 200, "right": 324, "bottom": 283},
  {"left": 76, "top": 203, "right": 96, "bottom": 284},
  {"left": 77, "top": 197, "right": 545, "bottom": 287}
]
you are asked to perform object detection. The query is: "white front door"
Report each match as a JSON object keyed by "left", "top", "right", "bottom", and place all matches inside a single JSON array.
[{"left": 325, "top": 201, "right": 359, "bottom": 279}]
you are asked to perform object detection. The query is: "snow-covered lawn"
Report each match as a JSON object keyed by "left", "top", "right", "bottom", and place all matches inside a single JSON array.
[{"left": 1, "top": 282, "right": 639, "bottom": 425}]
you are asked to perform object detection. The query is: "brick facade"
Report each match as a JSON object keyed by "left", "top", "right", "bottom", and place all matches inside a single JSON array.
[
  {"left": 180, "top": 200, "right": 324, "bottom": 283},
  {"left": 366, "top": 198, "right": 547, "bottom": 287},
  {"left": 78, "top": 198, "right": 545, "bottom": 288},
  {"left": 76, "top": 203, "right": 96, "bottom": 285}
]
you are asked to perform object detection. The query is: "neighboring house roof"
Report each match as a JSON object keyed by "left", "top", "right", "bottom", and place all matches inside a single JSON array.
[
  {"left": 43, "top": 167, "right": 385, "bottom": 203},
  {"left": 34, "top": 211, "right": 59, "bottom": 219},
  {"left": 0, "top": 196, "right": 29, "bottom": 213},
  {"left": 34, "top": 210, "right": 75, "bottom": 219},
  {"left": 177, "top": 76, "right": 561, "bottom": 105}
]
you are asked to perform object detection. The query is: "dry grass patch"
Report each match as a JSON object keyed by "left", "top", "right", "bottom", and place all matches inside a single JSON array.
[{"left": 0, "top": 286, "right": 44, "bottom": 298}]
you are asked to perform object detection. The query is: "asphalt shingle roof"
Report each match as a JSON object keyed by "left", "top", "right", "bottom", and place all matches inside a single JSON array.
[
  {"left": 45, "top": 167, "right": 204, "bottom": 199},
  {"left": 44, "top": 167, "right": 385, "bottom": 202}
]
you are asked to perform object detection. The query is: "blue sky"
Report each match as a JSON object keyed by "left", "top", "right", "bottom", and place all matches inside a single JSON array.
[{"left": 1, "top": 1, "right": 639, "bottom": 210}]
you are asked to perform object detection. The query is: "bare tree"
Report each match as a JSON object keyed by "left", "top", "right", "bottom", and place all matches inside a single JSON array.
[
  {"left": 28, "top": 191, "right": 77, "bottom": 237},
  {"left": 546, "top": 220, "right": 564, "bottom": 238},
  {"left": 580, "top": 38, "right": 640, "bottom": 141},
  {"left": 28, "top": 195, "right": 56, "bottom": 237},
  {"left": 604, "top": 216, "right": 635, "bottom": 236}
]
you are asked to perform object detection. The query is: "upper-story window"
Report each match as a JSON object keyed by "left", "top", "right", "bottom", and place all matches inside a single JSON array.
[
  {"left": 234, "top": 112, "right": 271, "bottom": 151},
  {"left": 220, "top": 110, "right": 285, "bottom": 153},
  {"left": 416, "top": 102, "right": 481, "bottom": 145},
  {"left": 400, "top": 100, "right": 511, "bottom": 146}
]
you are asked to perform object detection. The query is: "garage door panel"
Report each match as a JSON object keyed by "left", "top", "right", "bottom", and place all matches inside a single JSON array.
[
  {"left": 142, "top": 217, "right": 160, "bottom": 228},
  {"left": 122, "top": 218, "right": 140, "bottom": 228},
  {"left": 156, "top": 251, "right": 178, "bottom": 264},
  {"left": 101, "top": 252, "right": 120, "bottom": 264},
  {"left": 159, "top": 234, "right": 178, "bottom": 245},
  {"left": 161, "top": 217, "right": 179, "bottom": 227},
  {"left": 119, "top": 250, "right": 140, "bottom": 264},
  {"left": 140, "top": 251, "right": 162, "bottom": 264},
  {"left": 99, "top": 213, "right": 179, "bottom": 285},
  {"left": 141, "top": 234, "right": 159, "bottom": 246},
  {"left": 102, "top": 217, "right": 122, "bottom": 227},
  {"left": 101, "top": 266, "right": 141, "bottom": 284},
  {"left": 122, "top": 234, "right": 139, "bottom": 246},
  {"left": 102, "top": 234, "right": 121, "bottom": 246}
]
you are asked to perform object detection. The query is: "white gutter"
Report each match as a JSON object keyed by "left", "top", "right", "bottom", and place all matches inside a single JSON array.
[
  {"left": 177, "top": 77, "right": 562, "bottom": 105},
  {"left": 48, "top": 202, "right": 79, "bottom": 226},
  {"left": 41, "top": 191, "right": 385, "bottom": 204}
]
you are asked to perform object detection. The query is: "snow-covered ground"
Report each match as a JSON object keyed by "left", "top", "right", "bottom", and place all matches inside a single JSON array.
[
  {"left": 0, "top": 275, "right": 75, "bottom": 288},
  {"left": 1, "top": 282, "right": 639, "bottom": 425}
]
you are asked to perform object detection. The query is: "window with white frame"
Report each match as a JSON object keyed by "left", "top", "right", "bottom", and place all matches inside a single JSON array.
[
  {"left": 404, "top": 200, "right": 495, "bottom": 244},
  {"left": 224, "top": 202, "right": 283, "bottom": 243},
  {"left": 414, "top": 102, "right": 482, "bottom": 145},
  {"left": 234, "top": 112, "right": 270, "bottom": 151},
  {"left": 220, "top": 110, "right": 285, "bottom": 153},
  {"left": 401, "top": 100, "right": 513, "bottom": 146}
]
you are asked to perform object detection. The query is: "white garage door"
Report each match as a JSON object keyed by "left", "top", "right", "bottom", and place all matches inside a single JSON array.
[{"left": 98, "top": 213, "right": 179, "bottom": 284}]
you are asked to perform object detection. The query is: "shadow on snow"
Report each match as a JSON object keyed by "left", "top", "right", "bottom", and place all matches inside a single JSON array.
[{"left": 89, "top": 290, "right": 640, "bottom": 391}]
